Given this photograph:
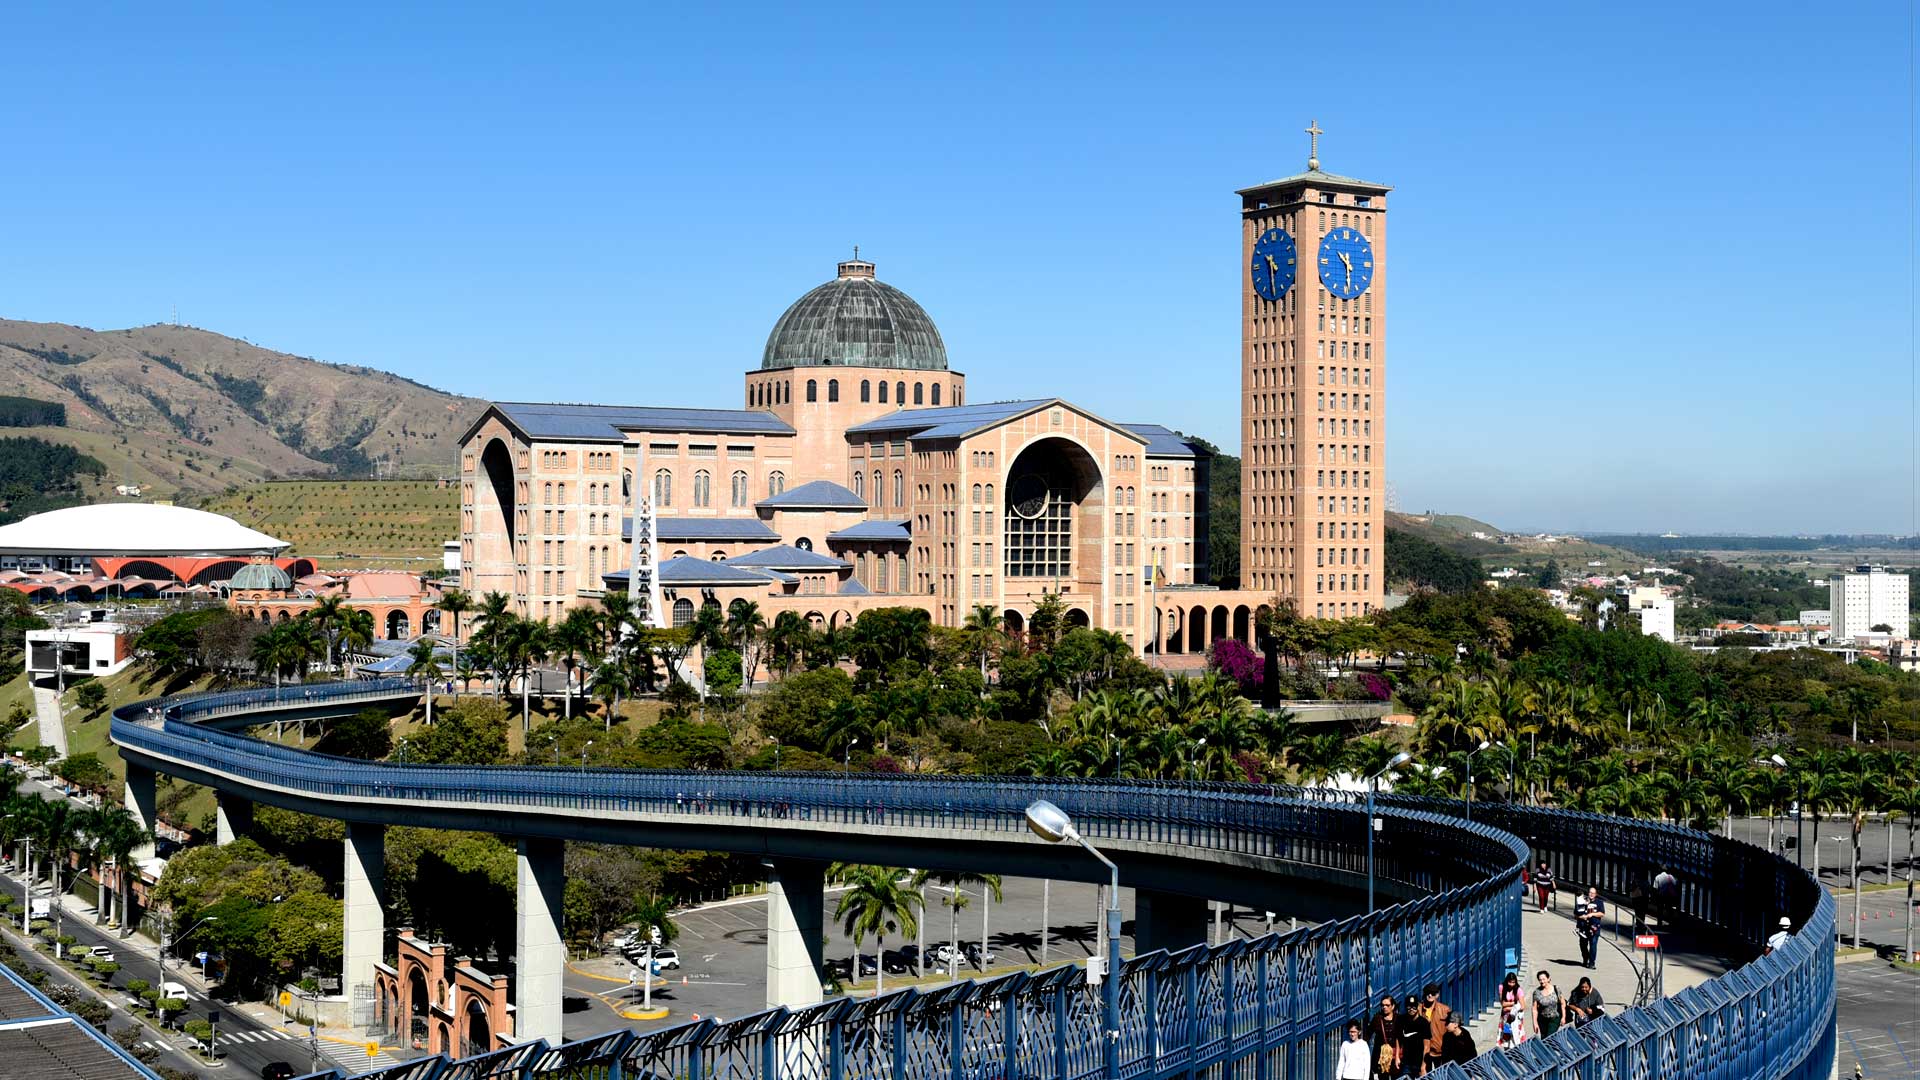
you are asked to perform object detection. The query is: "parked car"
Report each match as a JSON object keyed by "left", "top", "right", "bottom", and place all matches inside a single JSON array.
[
  {"left": 261, "top": 1063, "right": 296, "bottom": 1080},
  {"left": 652, "top": 948, "right": 681, "bottom": 970}
]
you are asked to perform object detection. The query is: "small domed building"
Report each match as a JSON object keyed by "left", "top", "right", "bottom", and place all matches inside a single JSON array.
[{"left": 459, "top": 257, "right": 1237, "bottom": 655}]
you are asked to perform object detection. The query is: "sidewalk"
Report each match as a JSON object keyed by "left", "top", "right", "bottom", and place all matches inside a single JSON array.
[{"left": 1467, "top": 887, "right": 1727, "bottom": 1050}]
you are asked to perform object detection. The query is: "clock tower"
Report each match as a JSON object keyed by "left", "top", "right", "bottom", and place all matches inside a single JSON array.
[{"left": 1237, "top": 123, "right": 1389, "bottom": 619}]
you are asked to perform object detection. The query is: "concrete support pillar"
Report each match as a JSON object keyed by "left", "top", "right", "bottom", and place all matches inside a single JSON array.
[
  {"left": 515, "top": 838, "right": 565, "bottom": 1044},
  {"left": 764, "top": 859, "right": 826, "bottom": 1009},
  {"left": 123, "top": 764, "right": 158, "bottom": 862},
  {"left": 343, "top": 823, "right": 386, "bottom": 1010},
  {"left": 214, "top": 792, "right": 253, "bottom": 846},
  {"left": 1134, "top": 889, "right": 1210, "bottom": 956}
]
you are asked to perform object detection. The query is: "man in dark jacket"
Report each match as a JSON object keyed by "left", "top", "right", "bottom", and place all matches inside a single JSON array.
[
  {"left": 1421, "top": 983, "right": 1453, "bottom": 1072},
  {"left": 1439, "top": 1015, "right": 1477, "bottom": 1065}
]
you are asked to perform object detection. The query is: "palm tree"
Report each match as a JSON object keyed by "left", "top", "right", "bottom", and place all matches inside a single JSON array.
[
  {"left": 552, "top": 608, "right": 604, "bottom": 722},
  {"left": 764, "top": 612, "right": 810, "bottom": 679},
  {"left": 589, "top": 659, "right": 631, "bottom": 731},
  {"left": 88, "top": 806, "right": 148, "bottom": 931},
  {"left": 726, "top": 599, "right": 767, "bottom": 711},
  {"left": 500, "top": 617, "right": 551, "bottom": 731},
  {"left": 435, "top": 589, "right": 474, "bottom": 697},
  {"left": 1291, "top": 733, "right": 1350, "bottom": 787},
  {"left": 829, "top": 864, "right": 921, "bottom": 994},
  {"left": 1831, "top": 757, "right": 1874, "bottom": 947},
  {"left": 306, "top": 594, "right": 348, "bottom": 670},
  {"left": 337, "top": 608, "right": 374, "bottom": 675},
  {"left": 1889, "top": 781, "right": 1920, "bottom": 964},
  {"left": 1702, "top": 758, "right": 1757, "bottom": 838},
  {"left": 475, "top": 592, "right": 514, "bottom": 697},
  {"left": 960, "top": 604, "right": 1002, "bottom": 687},
  {"left": 405, "top": 639, "right": 445, "bottom": 725},
  {"left": 249, "top": 624, "right": 299, "bottom": 688}
]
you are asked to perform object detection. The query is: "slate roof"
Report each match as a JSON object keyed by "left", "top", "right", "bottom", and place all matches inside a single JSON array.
[
  {"left": 838, "top": 578, "right": 871, "bottom": 596},
  {"left": 623, "top": 517, "right": 781, "bottom": 542},
  {"left": 757, "top": 480, "right": 866, "bottom": 509},
  {"left": 1236, "top": 167, "right": 1391, "bottom": 195},
  {"left": 827, "top": 519, "right": 912, "bottom": 542},
  {"left": 726, "top": 545, "right": 850, "bottom": 571},
  {"left": 845, "top": 399, "right": 1055, "bottom": 438},
  {"left": 360, "top": 646, "right": 454, "bottom": 675},
  {"left": 478, "top": 403, "right": 793, "bottom": 443},
  {"left": 0, "top": 963, "right": 160, "bottom": 1079},
  {"left": 1121, "top": 424, "right": 1208, "bottom": 459},
  {"left": 603, "top": 556, "right": 785, "bottom": 588},
  {"left": 762, "top": 260, "right": 948, "bottom": 371}
]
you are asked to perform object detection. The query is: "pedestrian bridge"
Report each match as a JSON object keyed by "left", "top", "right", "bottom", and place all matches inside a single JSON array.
[{"left": 110, "top": 681, "right": 1835, "bottom": 1080}]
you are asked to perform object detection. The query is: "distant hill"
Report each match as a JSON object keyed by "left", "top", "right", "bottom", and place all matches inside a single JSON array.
[
  {"left": 1387, "top": 510, "right": 1646, "bottom": 576},
  {"left": 1386, "top": 511, "right": 1506, "bottom": 556},
  {"left": 197, "top": 479, "right": 459, "bottom": 570},
  {"left": 0, "top": 318, "right": 487, "bottom": 497}
]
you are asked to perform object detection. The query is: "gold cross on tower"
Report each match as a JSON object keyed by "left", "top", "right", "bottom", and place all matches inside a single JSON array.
[{"left": 1305, "top": 120, "right": 1323, "bottom": 171}]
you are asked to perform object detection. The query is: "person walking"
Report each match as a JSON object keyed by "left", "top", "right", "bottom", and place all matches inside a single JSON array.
[
  {"left": 1534, "top": 860, "right": 1556, "bottom": 912},
  {"left": 1567, "top": 976, "right": 1605, "bottom": 1026},
  {"left": 1420, "top": 983, "right": 1452, "bottom": 1075},
  {"left": 1530, "top": 970, "right": 1567, "bottom": 1041},
  {"left": 1439, "top": 1015, "right": 1477, "bottom": 1065},
  {"left": 1367, "top": 995, "right": 1401, "bottom": 1078},
  {"left": 1575, "top": 886, "right": 1605, "bottom": 969},
  {"left": 1652, "top": 866, "right": 1678, "bottom": 927},
  {"left": 1766, "top": 916, "right": 1791, "bottom": 954},
  {"left": 1497, "top": 971, "right": 1525, "bottom": 1047},
  {"left": 1336, "top": 1022, "right": 1372, "bottom": 1080},
  {"left": 1395, "top": 994, "right": 1427, "bottom": 1077}
]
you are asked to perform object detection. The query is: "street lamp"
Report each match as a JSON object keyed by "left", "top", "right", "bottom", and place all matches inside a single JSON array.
[
  {"left": 161, "top": 914, "right": 218, "bottom": 992},
  {"left": 1464, "top": 741, "right": 1490, "bottom": 822},
  {"left": 1365, "top": 751, "right": 1412, "bottom": 1003},
  {"left": 582, "top": 739, "right": 594, "bottom": 766},
  {"left": 1767, "top": 755, "right": 1787, "bottom": 854},
  {"left": 1025, "top": 800, "right": 1121, "bottom": 1078},
  {"left": 844, "top": 738, "right": 858, "bottom": 774}
]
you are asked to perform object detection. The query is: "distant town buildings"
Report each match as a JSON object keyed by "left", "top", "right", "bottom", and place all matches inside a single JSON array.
[
  {"left": 1621, "top": 585, "right": 1675, "bottom": 642},
  {"left": 1829, "top": 565, "right": 1910, "bottom": 644}
]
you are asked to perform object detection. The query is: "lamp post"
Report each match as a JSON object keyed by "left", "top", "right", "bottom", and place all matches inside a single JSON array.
[
  {"left": 1767, "top": 754, "right": 1787, "bottom": 854},
  {"left": 1025, "top": 800, "right": 1120, "bottom": 1080},
  {"left": 582, "top": 739, "right": 594, "bottom": 766},
  {"left": 161, "top": 914, "right": 219, "bottom": 995},
  {"left": 1464, "top": 740, "right": 1490, "bottom": 822},
  {"left": 1365, "top": 752, "right": 1412, "bottom": 1003},
  {"left": 844, "top": 738, "right": 858, "bottom": 775}
]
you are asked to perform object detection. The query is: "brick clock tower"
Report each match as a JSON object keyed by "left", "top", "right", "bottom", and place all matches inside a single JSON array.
[{"left": 1237, "top": 123, "right": 1388, "bottom": 619}]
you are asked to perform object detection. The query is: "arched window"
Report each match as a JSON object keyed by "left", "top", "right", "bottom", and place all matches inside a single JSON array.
[
  {"left": 693, "top": 470, "right": 711, "bottom": 508},
  {"left": 853, "top": 471, "right": 865, "bottom": 499},
  {"left": 893, "top": 470, "right": 904, "bottom": 508},
  {"left": 768, "top": 471, "right": 785, "bottom": 497},
  {"left": 795, "top": 537, "right": 813, "bottom": 551},
  {"left": 931, "top": 383, "right": 942, "bottom": 405},
  {"left": 955, "top": 386, "right": 963, "bottom": 405},
  {"left": 828, "top": 379, "right": 839, "bottom": 402},
  {"left": 711, "top": 550, "right": 728, "bottom": 562},
  {"left": 895, "top": 381, "right": 905, "bottom": 404},
  {"left": 861, "top": 379, "right": 871, "bottom": 402},
  {"left": 876, "top": 553, "right": 889, "bottom": 592},
  {"left": 879, "top": 381, "right": 889, "bottom": 404},
  {"left": 913, "top": 382, "right": 924, "bottom": 405},
  {"left": 653, "top": 469, "right": 672, "bottom": 507},
  {"left": 672, "top": 598, "right": 694, "bottom": 627},
  {"left": 871, "top": 470, "right": 882, "bottom": 499},
  {"left": 806, "top": 379, "right": 817, "bottom": 403},
  {"left": 971, "top": 483, "right": 982, "bottom": 503},
  {"left": 731, "top": 471, "right": 748, "bottom": 507}
]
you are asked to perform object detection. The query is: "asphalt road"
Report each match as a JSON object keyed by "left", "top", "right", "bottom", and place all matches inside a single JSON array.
[{"left": 1833, "top": 962, "right": 1920, "bottom": 1079}]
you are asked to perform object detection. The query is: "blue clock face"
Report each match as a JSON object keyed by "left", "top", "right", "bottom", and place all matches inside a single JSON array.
[
  {"left": 1317, "top": 226, "right": 1374, "bottom": 300},
  {"left": 1249, "top": 228, "right": 1297, "bottom": 301}
]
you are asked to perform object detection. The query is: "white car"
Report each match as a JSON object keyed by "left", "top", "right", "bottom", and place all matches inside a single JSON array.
[
  {"left": 159, "top": 981, "right": 191, "bottom": 1000},
  {"left": 82, "top": 945, "right": 116, "bottom": 963}
]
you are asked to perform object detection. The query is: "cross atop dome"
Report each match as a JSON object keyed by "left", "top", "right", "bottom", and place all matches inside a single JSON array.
[
  {"left": 837, "top": 247, "right": 875, "bottom": 279},
  {"left": 1306, "top": 119, "right": 1323, "bottom": 171}
]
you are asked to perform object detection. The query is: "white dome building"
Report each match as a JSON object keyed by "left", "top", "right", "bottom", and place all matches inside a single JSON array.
[{"left": 0, "top": 503, "right": 292, "bottom": 582}]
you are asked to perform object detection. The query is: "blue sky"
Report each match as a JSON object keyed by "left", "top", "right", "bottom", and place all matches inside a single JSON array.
[{"left": 1, "top": 4, "right": 1914, "bottom": 534}]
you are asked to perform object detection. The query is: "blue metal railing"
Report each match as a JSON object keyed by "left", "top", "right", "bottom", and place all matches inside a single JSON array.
[{"left": 110, "top": 683, "right": 1835, "bottom": 1080}]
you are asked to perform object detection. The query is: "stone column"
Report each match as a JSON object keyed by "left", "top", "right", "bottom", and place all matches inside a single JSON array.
[
  {"left": 214, "top": 792, "right": 253, "bottom": 846},
  {"left": 764, "top": 859, "right": 826, "bottom": 1009},
  {"left": 343, "top": 823, "right": 386, "bottom": 1010},
  {"left": 123, "top": 764, "right": 158, "bottom": 862},
  {"left": 1134, "top": 889, "right": 1210, "bottom": 956},
  {"left": 515, "top": 838, "right": 565, "bottom": 1044}
]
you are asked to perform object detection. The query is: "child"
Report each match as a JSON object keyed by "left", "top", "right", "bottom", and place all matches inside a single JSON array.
[{"left": 1499, "top": 1008, "right": 1524, "bottom": 1047}]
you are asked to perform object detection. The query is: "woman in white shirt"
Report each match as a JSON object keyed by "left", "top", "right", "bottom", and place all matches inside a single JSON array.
[{"left": 1336, "top": 1022, "right": 1372, "bottom": 1080}]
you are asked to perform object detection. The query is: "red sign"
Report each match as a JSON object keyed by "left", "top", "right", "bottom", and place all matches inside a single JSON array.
[{"left": 1634, "top": 934, "right": 1660, "bottom": 949}]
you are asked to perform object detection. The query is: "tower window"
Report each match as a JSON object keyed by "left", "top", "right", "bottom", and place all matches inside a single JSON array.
[
  {"left": 895, "top": 381, "right": 906, "bottom": 404},
  {"left": 931, "top": 383, "right": 941, "bottom": 405},
  {"left": 861, "top": 379, "right": 871, "bottom": 402},
  {"left": 879, "top": 381, "right": 889, "bottom": 403},
  {"left": 693, "top": 469, "right": 711, "bottom": 508},
  {"left": 914, "top": 382, "right": 924, "bottom": 405},
  {"left": 806, "top": 379, "right": 817, "bottom": 403},
  {"left": 653, "top": 469, "right": 672, "bottom": 508},
  {"left": 768, "top": 471, "right": 785, "bottom": 497},
  {"left": 828, "top": 379, "right": 840, "bottom": 402},
  {"left": 731, "top": 470, "right": 748, "bottom": 507}
]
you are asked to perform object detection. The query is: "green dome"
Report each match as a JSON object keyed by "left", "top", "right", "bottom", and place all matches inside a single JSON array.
[
  {"left": 227, "top": 562, "right": 292, "bottom": 591},
  {"left": 761, "top": 259, "right": 948, "bottom": 372}
]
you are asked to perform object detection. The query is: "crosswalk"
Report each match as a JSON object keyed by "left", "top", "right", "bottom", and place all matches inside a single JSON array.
[{"left": 136, "top": 1026, "right": 401, "bottom": 1070}]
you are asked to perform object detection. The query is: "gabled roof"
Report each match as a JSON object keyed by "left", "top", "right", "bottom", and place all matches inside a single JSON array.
[
  {"left": 845, "top": 398, "right": 1152, "bottom": 445},
  {"left": 1121, "top": 424, "right": 1209, "bottom": 459},
  {"left": 838, "top": 578, "right": 871, "bottom": 596},
  {"left": 623, "top": 517, "right": 781, "bottom": 542},
  {"left": 726, "top": 545, "right": 850, "bottom": 571},
  {"left": 757, "top": 480, "right": 865, "bottom": 510},
  {"left": 603, "top": 556, "right": 786, "bottom": 588},
  {"left": 827, "top": 519, "right": 912, "bottom": 542},
  {"left": 472, "top": 402, "right": 793, "bottom": 444}
]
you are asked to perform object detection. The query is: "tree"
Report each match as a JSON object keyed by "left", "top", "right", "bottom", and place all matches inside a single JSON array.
[
  {"left": 405, "top": 639, "right": 445, "bottom": 725},
  {"left": 307, "top": 594, "right": 348, "bottom": 670},
  {"left": 960, "top": 604, "right": 1003, "bottom": 687},
  {"left": 71, "top": 679, "right": 107, "bottom": 716},
  {"left": 53, "top": 753, "right": 112, "bottom": 794},
  {"left": 338, "top": 607, "right": 375, "bottom": 673},
  {"left": 405, "top": 698, "right": 511, "bottom": 765},
  {"left": 552, "top": 607, "right": 604, "bottom": 722},
  {"left": 436, "top": 588, "right": 474, "bottom": 695},
  {"left": 829, "top": 864, "right": 921, "bottom": 993},
  {"left": 314, "top": 708, "right": 394, "bottom": 761}
]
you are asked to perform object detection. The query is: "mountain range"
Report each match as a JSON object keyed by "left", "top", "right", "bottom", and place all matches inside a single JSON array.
[{"left": 0, "top": 318, "right": 486, "bottom": 496}]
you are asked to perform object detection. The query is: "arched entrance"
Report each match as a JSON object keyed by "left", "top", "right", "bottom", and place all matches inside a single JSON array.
[
  {"left": 1234, "top": 605, "right": 1251, "bottom": 644},
  {"left": 1001, "top": 438, "right": 1105, "bottom": 592},
  {"left": 1065, "top": 608, "right": 1090, "bottom": 629},
  {"left": 474, "top": 439, "right": 518, "bottom": 594},
  {"left": 1189, "top": 604, "right": 1207, "bottom": 653},
  {"left": 1211, "top": 606, "right": 1229, "bottom": 646},
  {"left": 1003, "top": 610, "right": 1025, "bottom": 635},
  {"left": 463, "top": 998, "right": 491, "bottom": 1056},
  {"left": 422, "top": 610, "right": 442, "bottom": 634},
  {"left": 387, "top": 610, "right": 410, "bottom": 639},
  {"left": 407, "top": 967, "right": 429, "bottom": 1049}
]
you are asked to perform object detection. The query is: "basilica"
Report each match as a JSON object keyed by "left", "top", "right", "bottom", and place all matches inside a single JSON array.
[
  {"left": 459, "top": 254, "right": 1218, "bottom": 653},
  {"left": 459, "top": 146, "right": 1389, "bottom": 657}
]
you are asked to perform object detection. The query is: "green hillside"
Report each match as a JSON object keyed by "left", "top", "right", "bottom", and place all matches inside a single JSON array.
[{"left": 195, "top": 479, "right": 458, "bottom": 569}]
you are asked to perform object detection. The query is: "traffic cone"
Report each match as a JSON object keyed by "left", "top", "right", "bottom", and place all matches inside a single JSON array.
[{"left": 681, "top": 976, "right": 688, "bottom": 985}]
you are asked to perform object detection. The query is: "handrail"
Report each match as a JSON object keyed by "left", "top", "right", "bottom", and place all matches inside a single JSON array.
[{"left": 111, "top": 683, "right": 1835, "bottom": 1080}]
